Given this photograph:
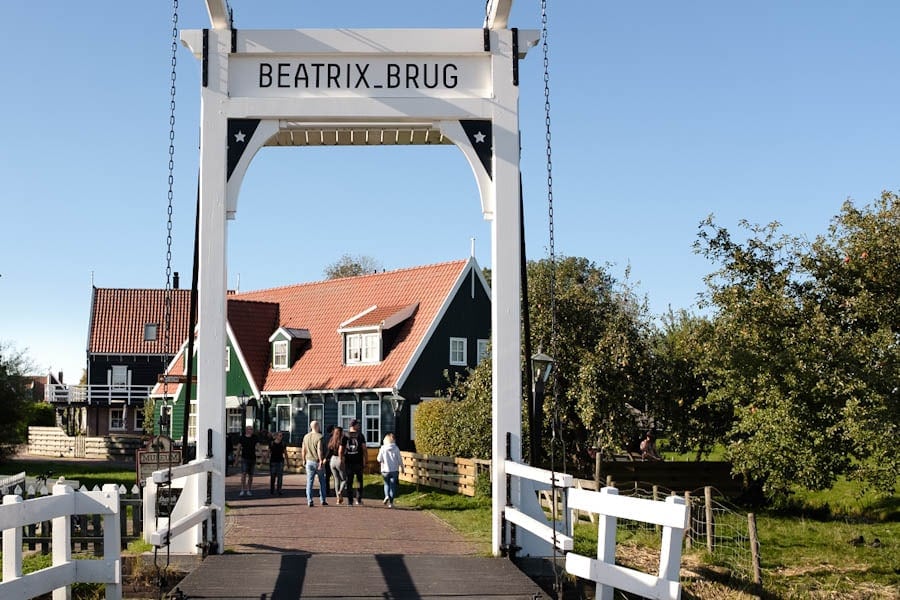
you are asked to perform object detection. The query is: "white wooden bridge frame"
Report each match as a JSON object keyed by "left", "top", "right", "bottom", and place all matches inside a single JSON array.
[{"left": 170, "top": 0, "right": 545, "bottom": 558}]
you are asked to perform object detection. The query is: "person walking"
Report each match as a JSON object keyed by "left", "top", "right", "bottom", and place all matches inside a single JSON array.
[
  {"left": 326, "top": 426, "right": 347, "bottom": 504},
  {"left": 376, "top": 432, "right": 403, "bottom": 508},
  {"left": 302, "top": 420, "right": 328, "bottom": 506},
  {"left": 268, "top": 431, "right": 287, "bottom": 495},
  {"left": 344, "top": 419, "right": 367, "bottom": 505},
  {"left": 238, "top": 425, "right": 260, "bottom": 496}
]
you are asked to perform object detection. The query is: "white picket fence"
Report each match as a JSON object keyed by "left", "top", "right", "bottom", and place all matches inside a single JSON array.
[
  {"left": 0, "top": 481, "right": 122, "bottom": 600},
  {"left": 504, "top": 459, "right": 690, "bottom": 600}
]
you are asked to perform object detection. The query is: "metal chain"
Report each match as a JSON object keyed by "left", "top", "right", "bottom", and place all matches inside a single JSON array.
[
  {"left": 540, "top": 2, "right": 564, "bottom": 599},
  {"left": 155, "top": 3, "right": 178, "bottom": 598}
]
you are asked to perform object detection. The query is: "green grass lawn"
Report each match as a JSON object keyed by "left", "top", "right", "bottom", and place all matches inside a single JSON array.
[{"left": 2, "top": 458, "right": 137, "bottom": 490}]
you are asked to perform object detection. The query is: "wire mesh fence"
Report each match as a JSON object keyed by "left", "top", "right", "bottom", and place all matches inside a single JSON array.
[{"left": 568, "top": 480, "right": 761, "bottom": 596}]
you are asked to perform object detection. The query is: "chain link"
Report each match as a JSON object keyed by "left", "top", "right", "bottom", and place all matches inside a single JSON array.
[
  {"left": 155, "top": 3, "right": 178, "bottom": 597},
  {"left": 540, "top": 2, "right": 564, "bottom": 599}
]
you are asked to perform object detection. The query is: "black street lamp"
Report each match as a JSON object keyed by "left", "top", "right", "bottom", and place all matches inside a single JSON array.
[
  {"left": 238, "top": 390, "right": 248, "bottom": 429},
  {"left": 261, "top": 397, "right": 271, "bottom": 432},
  {"left": 530, "top": 350, "right": 554, "bottom": 466},
  {"left": 387, "top": 393, "right": 405, "bottom": 416}
]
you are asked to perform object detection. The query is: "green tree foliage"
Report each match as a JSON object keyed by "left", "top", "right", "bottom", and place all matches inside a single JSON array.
[
  {"left": 649, "top": 310, "right": 727, "bottom": 459},
  {"left": 323, "top": 253, "right": 383, "bottom": 279},
  {"left": 695, "top": 193, "right": 899, "bottom": 497},
  {"left": 528, "top": 257, "right": 653, "bottom": 471},
  {"left": 0, "top": 344, "right": 32, "bottom": 461},
  {"left": 416, "top": 366, "right": 493, "bottom": 459}
]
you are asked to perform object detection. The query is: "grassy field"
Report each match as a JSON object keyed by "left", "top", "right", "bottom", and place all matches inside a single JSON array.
[{"left": 3, "top": 459, "right": 898, "bottom": 598}]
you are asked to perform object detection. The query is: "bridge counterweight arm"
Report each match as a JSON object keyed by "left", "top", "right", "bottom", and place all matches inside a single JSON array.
[{"left": 205, "top": 0, "right": 233, "bottom": 30}]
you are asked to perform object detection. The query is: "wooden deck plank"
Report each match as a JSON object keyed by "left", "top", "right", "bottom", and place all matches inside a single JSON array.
[{"left": 173, "top": 554, "right": 548, "bottom": 599}]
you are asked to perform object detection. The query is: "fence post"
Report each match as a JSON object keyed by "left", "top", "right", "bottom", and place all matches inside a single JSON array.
[
  {"left": 683, "top": 490, "right": 692, "bottom": 550},
  {"left": 52, "top": 483, "right": 73, "bottom": 600},
  {"left": 704, "top": 486, "right": 715, "bottom": 553},
  {"left": 653, "top": 485, "right": 660, "bottom": 533},
  {"left": 3, "top": 495, "right": 24, "bottom": 581},
  {"left": 748, "top": 512, "right": 763, "bottom": 597},
  {"left": 101, "top": 484, "right": 122, "bottom": 600},
  {"left": 659, "top": 495, "right": 687, "bottom": 586},
  {"left": 596, "top": 487, "right": 619, "bottom": 600}
]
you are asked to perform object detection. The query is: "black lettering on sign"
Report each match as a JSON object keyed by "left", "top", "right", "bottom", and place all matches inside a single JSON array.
[
  {"left": 257, "top": 62, "right": 462, "bottom": 90},
  {"left": 259, "top": 63, "right": 272, "bottom": 87}
]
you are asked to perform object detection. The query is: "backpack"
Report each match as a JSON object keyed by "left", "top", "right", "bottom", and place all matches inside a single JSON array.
[{"left": 346, "top": 433, "right": 360, "bottom": 457}]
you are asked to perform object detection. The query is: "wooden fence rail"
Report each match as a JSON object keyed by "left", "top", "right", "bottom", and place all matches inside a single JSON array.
[{"left": 398, "top": 452, "right": 482, "bottom": 496}]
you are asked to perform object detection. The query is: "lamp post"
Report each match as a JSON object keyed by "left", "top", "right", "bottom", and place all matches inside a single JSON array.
[
  {"left": 261, "top": 397, "right": 271, "bottom": 432},
  {"left": 388, "top": 393, "right": 405, "bottom": 416},
  {"left": 238, "top": 390, "right": 248, "bottom": 430},
  {"left": 247, "top": 396, "right": 258, "bottom": 430},
  {"left": 530, "top": 350, "right": 554, "bottom": 467}
]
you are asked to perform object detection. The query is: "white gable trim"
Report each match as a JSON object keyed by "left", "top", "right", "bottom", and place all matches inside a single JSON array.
[{"left": 339, "top": 305, "right": 378, "bottom": 329}]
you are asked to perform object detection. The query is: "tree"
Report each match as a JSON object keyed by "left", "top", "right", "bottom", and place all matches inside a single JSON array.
[
  {"left": 0, "top": 344, "right": 32, "bottom": 461},
  {"left": 649, "top": 310, "right": 727, "bottom": 460},
  {"left": 695, "top": 193, "right": 899, "bottom": 497},
  {"left": 528, "top": 256, "right": 655, "bottom": 472},
  {"left": 323, "top": 254, "right": 383, "bottom": 279}
]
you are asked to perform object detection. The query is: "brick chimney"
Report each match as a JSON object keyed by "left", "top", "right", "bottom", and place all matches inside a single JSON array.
[{"left": 173, "top": 272, "right": 180, "bottom": 289}]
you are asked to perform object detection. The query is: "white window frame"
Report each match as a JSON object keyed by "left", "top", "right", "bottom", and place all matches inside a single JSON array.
[
  {"left": 226, "top": 408, "right": 243, "bottom": 433},
  {"left": 476, "top": 338, "right": 490, "bottom": 364},
  {"left": 308, "top": 403, "right": 324, "bottom": 430},
  {"left": 345, "top": 334, "right": 362, "bottom": 363},
  {"left": 133, "top": 407, "right": 144, "bottom": 432},
  {"left": 109, "top": 407, "right": 126, "bottom": 431},
  {"left": 338, "top": 401, "right": 356, "bottom": 429},
  {"left": 188, "top": 400, "right": 198, "bottom": 443},
  {"left": 362, "top": 399, "right": 381, "bottom": 446},
  {"left": 449, "top": 337, "right": 467, "bottom": 366},
  {"left": 143, "top": 323, "right": 158, "bottom": 342},
  {"left": 362, "top": 333, "right": 380, "bottom": 363},
  {"left": 111, "top": 365, "right": 129, "bottom": 390},
  {"left": 273, "top": 340, "right": 289, "bottom": 369},
  {"left": 276, "top": 404, "right": 292, "bottom": 434}
]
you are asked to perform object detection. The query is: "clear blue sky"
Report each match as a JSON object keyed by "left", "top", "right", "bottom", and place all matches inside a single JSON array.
[{"left": 2, "top": 1, "right": 898, "bottom": 382}]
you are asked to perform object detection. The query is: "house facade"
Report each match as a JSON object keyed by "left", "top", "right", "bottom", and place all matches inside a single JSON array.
[
  {"left": 46, "top": 283, "right": 192, "bottom": 439},
  {"left": 153, "top": 258, "right": 491, "bottom": 450}
]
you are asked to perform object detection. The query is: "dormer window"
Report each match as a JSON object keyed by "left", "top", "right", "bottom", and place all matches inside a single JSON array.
[
  {"left": 273, "top": 340, "right": 289, "bottom": 369},
  {"left": 268, "top": 326, "right": 311, "bottom": 371},
  {"left": 345, "top": 332, "right": 380, "bottom": 364}
]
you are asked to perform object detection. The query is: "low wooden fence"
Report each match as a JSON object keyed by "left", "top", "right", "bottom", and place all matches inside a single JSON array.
[
  {"left": 1, "top": 481, "right": 144, "bottom": 553},
  {"left": 398, "top": 452, "right": 487, "bottom": 496},
  {"left": 0, "top": 483, "right": 123, "bottom": 599},
  {"left": 28, "top": 426, "right": 143, "bottom": 461}
]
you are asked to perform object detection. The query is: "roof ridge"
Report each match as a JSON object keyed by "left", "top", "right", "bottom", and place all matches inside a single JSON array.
[{"left": 235, "top": 258, "right": 469, "bottom": 296}]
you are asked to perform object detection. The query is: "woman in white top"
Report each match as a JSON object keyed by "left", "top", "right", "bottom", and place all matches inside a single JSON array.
[{"left": 376, "top": 432, "right": 404, "bottom": 507}]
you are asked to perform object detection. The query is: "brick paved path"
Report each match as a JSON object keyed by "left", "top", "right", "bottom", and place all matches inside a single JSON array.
[{"left": 223, "top": 470, "right": 484, "bottom": 555}]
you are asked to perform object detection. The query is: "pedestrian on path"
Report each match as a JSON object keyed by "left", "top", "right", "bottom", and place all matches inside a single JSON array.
[
  {"left": 268, "top": 431, "right": 286, "bottom": 495},
  {"left": 376, "top": 432, "right": 403, "bottom": 508},
  {"left": 326, "top": 426, "right": 347, "bottom": 504},
  {"left": 238, "top": 425, "right": 261, "bottom": 496},
  {"left": 302, "top": 420, "right": 328, "bottom": 506},
  {"left": 344, "top": 419, "right": 367, "bottom": 505}
]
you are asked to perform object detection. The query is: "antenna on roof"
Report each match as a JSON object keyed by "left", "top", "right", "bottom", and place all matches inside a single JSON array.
[
  {"left": 236, "top": 273, "right": 241, "bottom": 293},
  {"left": 470, "top": 237, "right": 476, "bottom": 258}
]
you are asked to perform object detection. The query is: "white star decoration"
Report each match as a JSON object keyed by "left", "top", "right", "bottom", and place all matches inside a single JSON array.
[
  {"left": 473, "top": 131, "right": 486, "bottom": 143},
  {"left": 234, "top": 131, "right": 246, "bottom": 143}
]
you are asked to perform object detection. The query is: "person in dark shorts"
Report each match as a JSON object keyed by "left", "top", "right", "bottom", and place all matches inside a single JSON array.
[
  {"left": 268, "top": 431, "right": 287, "bottom": 495},
  {"left": 239, "top": 426, "right": 260, "bottom": 496}
]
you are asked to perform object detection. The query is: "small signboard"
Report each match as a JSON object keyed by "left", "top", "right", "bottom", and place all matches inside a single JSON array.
[{"left": 137, "top": 435, "right": 183, "bottom": 485}]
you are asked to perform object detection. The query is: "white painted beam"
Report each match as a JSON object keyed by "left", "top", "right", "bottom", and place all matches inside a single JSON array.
[
  {"left": 484, "top": 0, "right": 513, "bottom": 30},
  {"left": 504, "top": 507, "right": 573, "bottom": 551},
  {"left": 205, "top": 0, "right": 232, "bottom": 30}
]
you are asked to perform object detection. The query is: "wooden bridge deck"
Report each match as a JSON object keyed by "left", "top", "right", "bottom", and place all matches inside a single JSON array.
[
  {"left": 168, "top": 470, "right": 548, "bottom": 599},
  {"left": 172, "top": 553, "right": 548, "bottom": 599}
]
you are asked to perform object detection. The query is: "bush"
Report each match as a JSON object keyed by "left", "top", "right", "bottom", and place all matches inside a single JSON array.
[{"left": 413, "top": 399, "right": 456, "bottom": 455}]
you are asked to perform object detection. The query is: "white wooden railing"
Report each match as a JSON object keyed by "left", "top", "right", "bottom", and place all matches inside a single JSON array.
[
  {"left": 0, "top": 481, "right": 122, "bottom": 600},
  {"left": 45, "top": 383, "right": 154, "bottom": 405},
  {"left": 143, "top": 458, "right": 221, "bottom": 553},
  {"left": 504, "top": 460, "right": 690, "bottom": 600}
]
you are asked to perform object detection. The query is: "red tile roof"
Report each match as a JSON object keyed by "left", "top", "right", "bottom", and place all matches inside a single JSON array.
[
  {"left": 236, "top": 259, "right": 472, "bottom": 393},
  {"left": 89, "top": 288, "right": 192, "bottom": 355}
]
